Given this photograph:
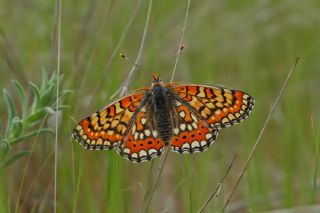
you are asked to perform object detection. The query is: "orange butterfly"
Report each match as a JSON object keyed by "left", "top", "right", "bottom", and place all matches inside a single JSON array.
[{"left": 72, "top": 75, "right": 254, "bottom": 163}]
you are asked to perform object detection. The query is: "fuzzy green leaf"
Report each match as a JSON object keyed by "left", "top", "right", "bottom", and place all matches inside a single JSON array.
[
  {"left": 12, "top": 80, "right": 27, "bottom": 118},
  {"left": 9, "top": 128, "right": 54, "bottom": 145},
  {"left": 10, "top": 117, "right": 24, "bottom": 138},
  {"left": 0, "top": 114, "right": 4, "bottom": 137},
  {"left": 58, "top": 105, "right": 70, "bottom": 111},
  {"left": 40, "top": 69, "right": 49, "bottom": 91},
  {"left": 0, "top": 139, "right": 10, "bottom": 156},
  {"left": 0, "top": 150, "right": 30, "bottom": 168},
  {"left": 59, "top": 90, "right": 73, "bottom": 98},
  {"left": 25, "top": 107, "right": 55, "bottom": 124},
  {"left": 40, "top": 84, "right": 55, "bottom": 107},
  {"left": 48, "top": 72, "right": 59, "bottom": 85},
  {"left": 3, "top": 89, "right": 17, "bottom": 134},
  {"left": 29, "top": 82, "right": 41, "bottom": 111}
]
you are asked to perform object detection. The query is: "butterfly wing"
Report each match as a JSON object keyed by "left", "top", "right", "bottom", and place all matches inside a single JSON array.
[
  {"left": 72, "top": 91, "right": 146, "bottom": 150},
  {"left": 116, "top": 104, "right": 166, "bottom": 163},
  {"left": 168, "top": 84, "right": 254, "bottom": 130},
  {"left": 73, "top": 83, "right": 254, "bottom": 160},
  {"left": 169, "top": 98, "right": 218, "bottom": 154}
]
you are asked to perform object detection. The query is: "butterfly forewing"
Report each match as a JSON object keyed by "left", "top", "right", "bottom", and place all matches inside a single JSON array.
[
  {"left": 169, "top": 84, "right": 254, "bottom": 130},
  {"left": 72, "top": 92, "right": 145, "bottom": 150}
]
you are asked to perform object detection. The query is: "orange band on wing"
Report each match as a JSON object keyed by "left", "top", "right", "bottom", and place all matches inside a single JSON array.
[{"left": 169, "top": 85, "right": 254, "bottom": 129}]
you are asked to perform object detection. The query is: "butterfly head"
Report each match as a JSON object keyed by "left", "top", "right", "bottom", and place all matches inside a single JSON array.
[{"left": 152, "top": 73, "right": 163, "bottom": 87}]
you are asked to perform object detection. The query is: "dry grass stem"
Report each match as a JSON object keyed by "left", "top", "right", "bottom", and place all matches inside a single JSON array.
[
  {"left": 54, "top": 0, "right": 62, "bottom": 212},
  {"left": 197, "top": 155, "right": 237, "bottom": 213},
  {"left": 77, "top": 1, "right": 114, "bottom": 94},
  {"left": 223, "top": 57, "right": 300, "bottom": 211},
  {"left": 141, "top": 147, "right": 170, "bottom": 213},
  {"left": 111, "top": 0, "right": 153, "bottom": 99},
  {"left": 89, "top": 0, "right": 143, "bottom": 104},
  {"left": 170, "top": 0, "right": 190, "bottom": 83}
]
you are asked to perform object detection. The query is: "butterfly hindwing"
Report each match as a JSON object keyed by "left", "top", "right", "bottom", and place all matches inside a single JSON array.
[
  {"left": 169, "top": 84, "right": 254, "bottom": 130},
  {"left": 170, "top": 99, "right": 218, "bottom": 154},
  {"left": 116, "top": 105, "right": 165, "bottom": 163},
  {"left": 72, "top": 92, "right": 145, "bottom": 150}
]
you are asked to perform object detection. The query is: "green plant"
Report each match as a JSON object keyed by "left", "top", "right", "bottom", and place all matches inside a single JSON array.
[{"left": 0, "top": 71, "right": 72, "bottom": 168}]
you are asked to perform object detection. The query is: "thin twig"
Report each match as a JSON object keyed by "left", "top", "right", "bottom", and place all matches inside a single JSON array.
[
  {"left": 89, "top": 0, "right": 143, "bottom": 104},
  {"left": 222, "top": 57, "right": 300, "bottom": 211},
  {"left": 197, "top": 155, "right": 237, "bottom": 213},
  {"left": 170, "top": 0, "right": 190, "bottom": 83},
  {"left": 54, "top": 0, "right": 62, "bottom": 212},
  {"left": 110, "top": 0, "right": 153, "bottom": 99},
  {"left": 159, "top": 45, "right": 185, "bottom": 76},
  {"left": 77, "top": 0, "right": 114, "bottom": 95}
]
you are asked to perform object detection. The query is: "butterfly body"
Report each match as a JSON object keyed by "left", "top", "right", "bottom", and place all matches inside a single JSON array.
[
  {"left": 72, "top": 75, "right": 254, "bottom": 163},
  {"left": 151, "top": 80, "right": 175, "bottom": 145}
]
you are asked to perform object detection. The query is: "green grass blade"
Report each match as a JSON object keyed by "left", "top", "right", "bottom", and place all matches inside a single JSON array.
[
  {"left": 59, "top": 90, "right": 73, "bottom": 98},
  {"left": 0, "top": 150, "right": 30, "bottom": 168},
  {"left": 9, "top": 128, "right": 54, "bottom": 145}
]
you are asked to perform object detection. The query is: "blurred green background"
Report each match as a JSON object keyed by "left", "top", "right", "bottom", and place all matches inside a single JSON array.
[{"left": 1, "top": 0, "right": 320, "bottom": 212}]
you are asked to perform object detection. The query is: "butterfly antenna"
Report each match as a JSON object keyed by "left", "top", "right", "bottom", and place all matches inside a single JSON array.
[
  {"left": 159, "top": 45, "right": 185, "bottom": 74},
  {"left": 120, "top": 53, "right": 145, "bottom": 71}
]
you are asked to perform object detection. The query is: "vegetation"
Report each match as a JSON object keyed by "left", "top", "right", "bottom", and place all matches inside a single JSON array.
[{"left": 0, "top": 0, "right": 319, "bottom": 212}]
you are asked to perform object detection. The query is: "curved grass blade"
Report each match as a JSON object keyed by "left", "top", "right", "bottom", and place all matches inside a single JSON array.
[
  {"left": 9, "top": 128, "right": 54, "bottom": 145},
  {"left": 0, "top": 150, "right": 30, "bottom": 168}
]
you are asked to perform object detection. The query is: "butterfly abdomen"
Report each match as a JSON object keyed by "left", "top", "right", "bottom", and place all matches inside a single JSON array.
[{"left": 152, "top": 85, "right": 172, "bottom": 144}]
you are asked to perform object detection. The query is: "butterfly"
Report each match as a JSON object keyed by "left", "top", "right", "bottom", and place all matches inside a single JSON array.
[{"left": 72, "top": 74, "right": 254, "bottom": 163}]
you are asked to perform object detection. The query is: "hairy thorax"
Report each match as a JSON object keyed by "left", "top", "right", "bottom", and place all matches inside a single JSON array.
[{"left": 151, "top": 85, "right": 173, "bottom": 144}]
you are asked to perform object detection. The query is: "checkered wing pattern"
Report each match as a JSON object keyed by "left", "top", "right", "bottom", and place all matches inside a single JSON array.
[
  {"left": 116, "top": 105, "right": 165, "bottom": 163},
  {"left": 72, "top": 92, "right": 145, "bottom": 150},
  {"left": 170, "top": 99, "right": 218, "bottom": 154},
  {"left": 169, "top": 84, "right": 254, "bottom": 130}
]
